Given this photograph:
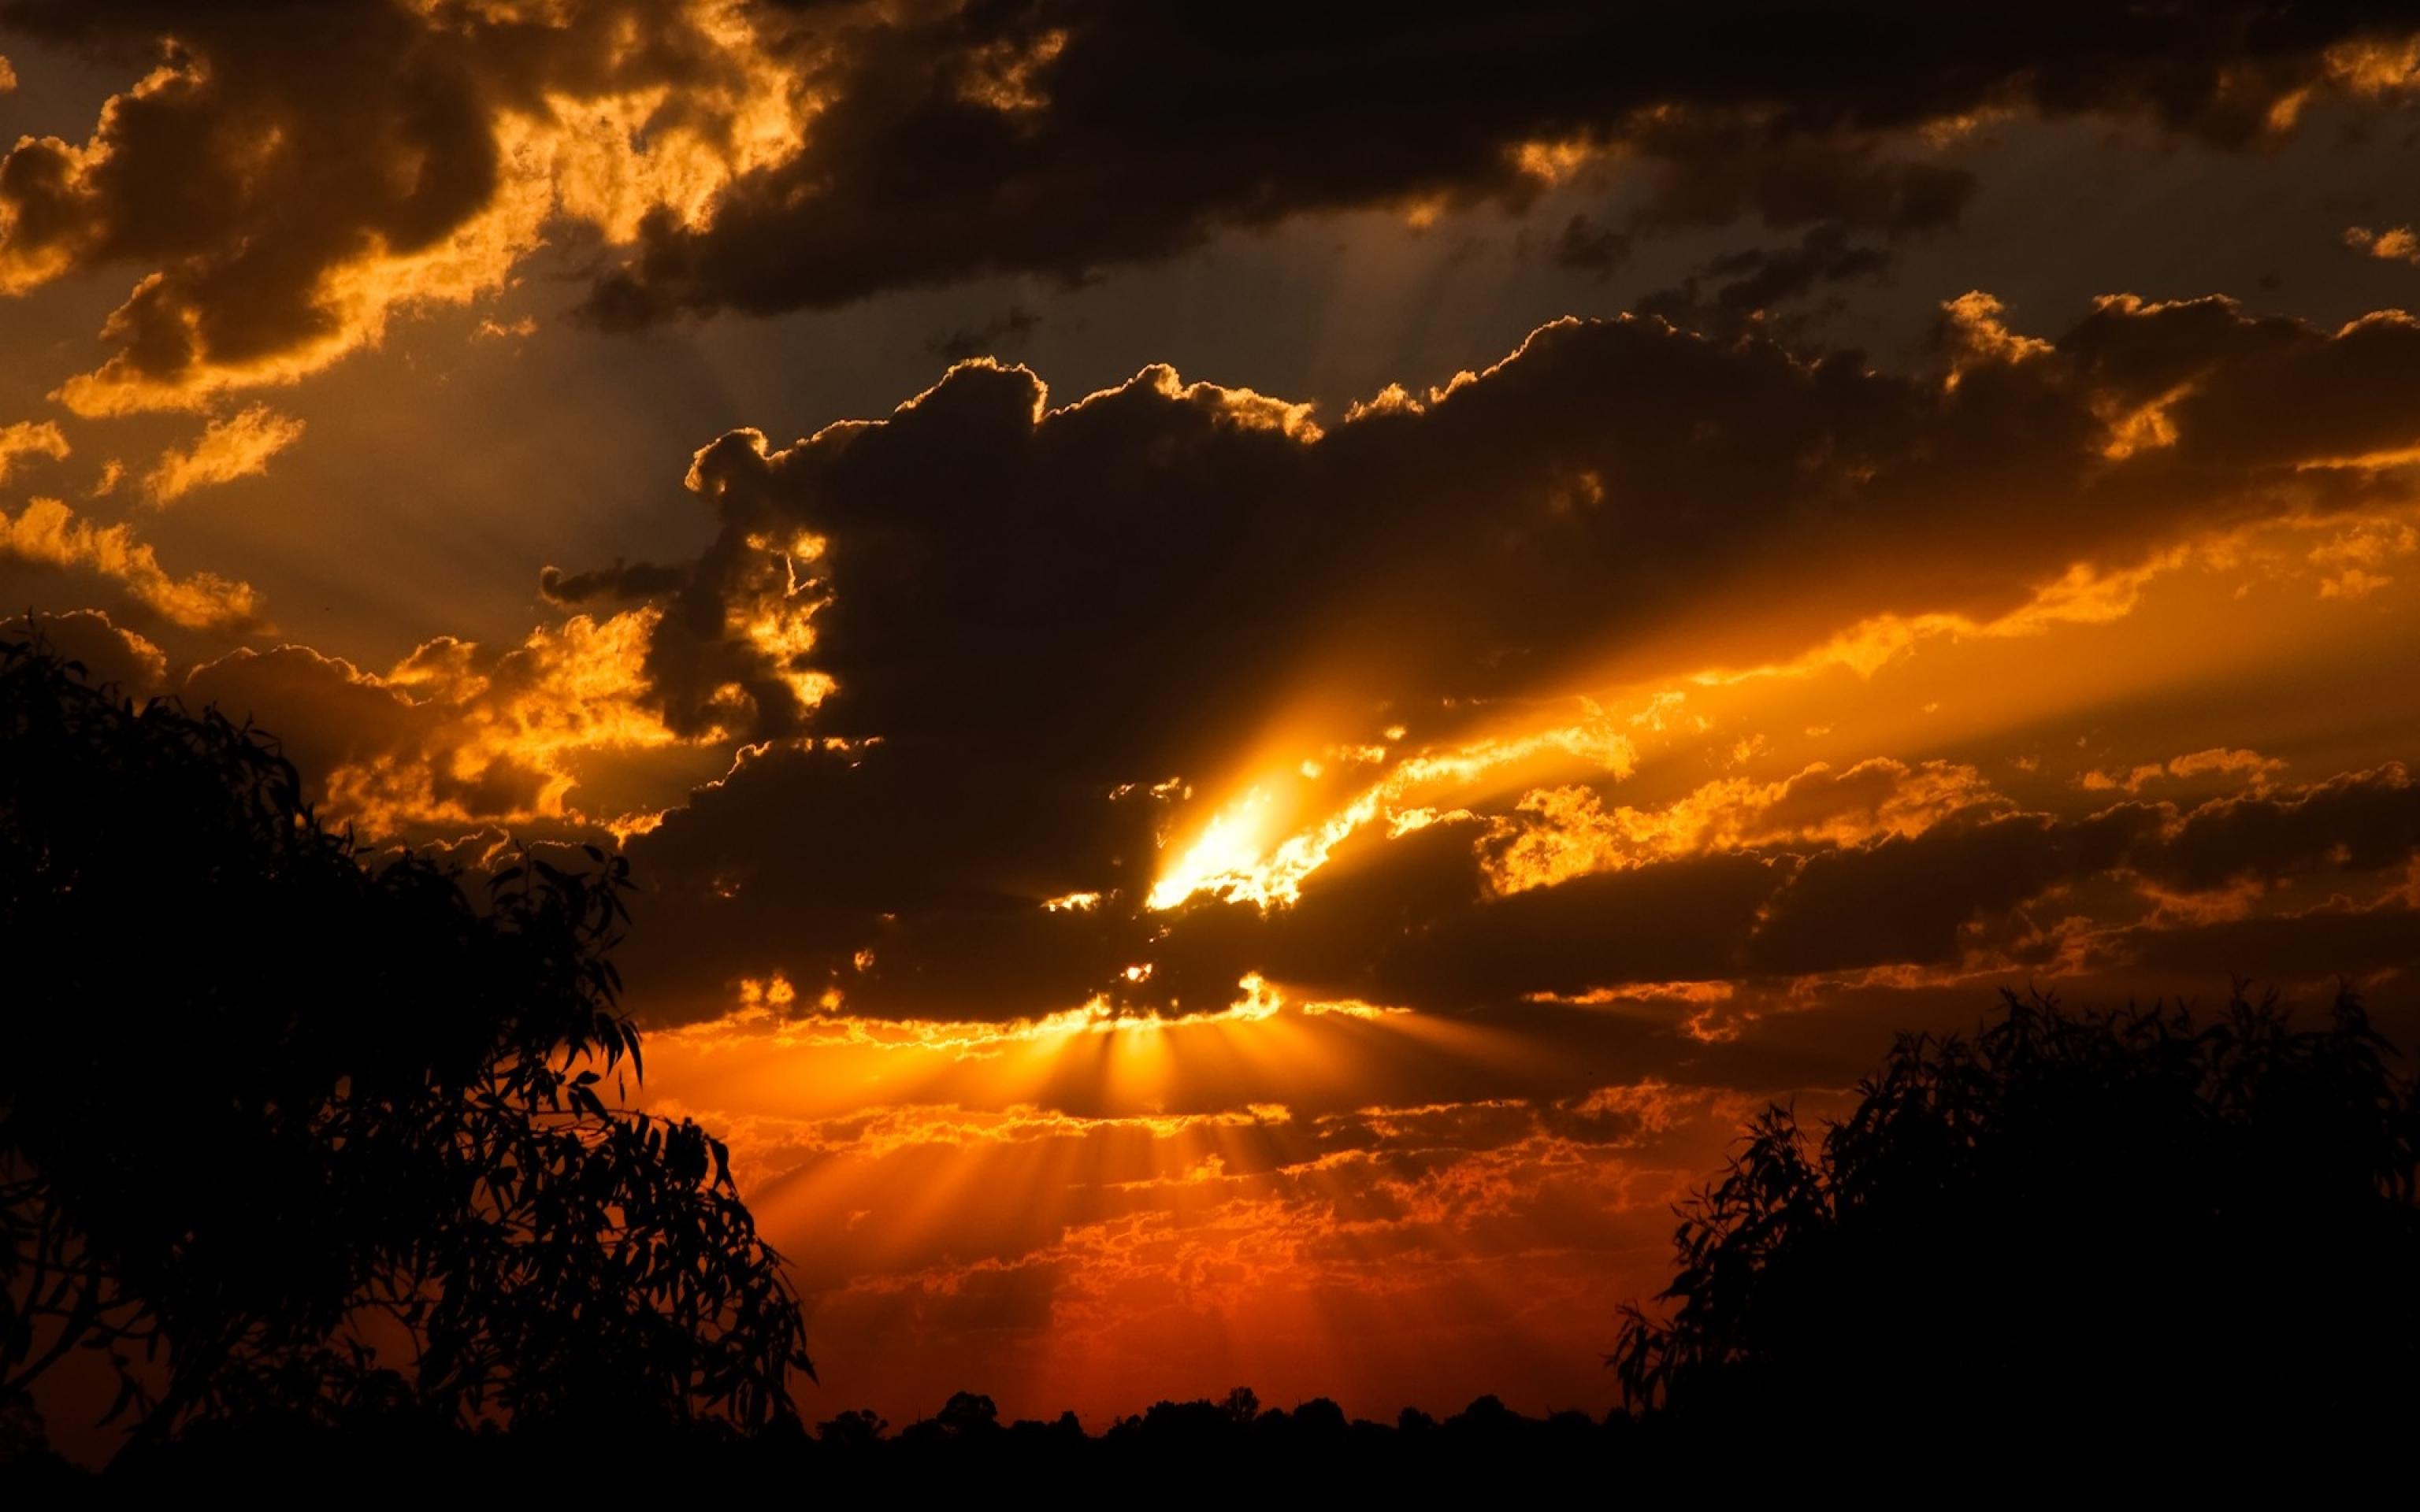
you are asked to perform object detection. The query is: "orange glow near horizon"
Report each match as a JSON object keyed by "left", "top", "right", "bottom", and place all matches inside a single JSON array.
[{"left": 638, "top": 965, "right": 1703, "bottom": 1426}]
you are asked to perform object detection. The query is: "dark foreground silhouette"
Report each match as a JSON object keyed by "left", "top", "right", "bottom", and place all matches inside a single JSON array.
[
  {"left": 0, "top": 639, "right": 807, "bottom": 1464},
  {"left": 1613, "top": 985, "right": 2420, "bottom": 1458},
  {"left": 5, "top": 637, "right": 2417, "bottom": 1489}
]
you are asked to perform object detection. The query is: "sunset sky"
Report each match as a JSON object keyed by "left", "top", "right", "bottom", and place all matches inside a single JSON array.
[{"left": 7, "top": 2, "right": 2420, "bottom": 1428}]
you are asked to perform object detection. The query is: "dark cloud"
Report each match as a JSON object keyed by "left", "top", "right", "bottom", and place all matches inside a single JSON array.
[
  {"left": 559, "top": 294, "right": 2420, "bottom": 1021},
  {"left": 1743, "top": 808, "right": 2154, "bottom": 976},
  {"left": 618, "top": 735, "right": 1163, "bottom": 1021},
  {"left": 178, "top": 643, "right": 467, "bottom": 810},
  {"left": 1549, "top": 214, "right": 1631, "bottom": 280},
  {"left": 12, "top": 607, "right": 164, "bottom": 695},
  {"left": 637, "top": 296, "right": 2420, "bottom": 750},
  {"left": 2136, "top": 762, "right": 2420, "bottom": 890},
  {"left": 926, "top": 304, "right": 1043, "bottom": 361},
  {"left": 2092, "top": 899, "right": 2420, "bottom": 984},
  {"left": 539, "top": 558, "right": 689, "bottom": 606},
  {"left": 8, "top": 2, "right": 2413, "bottom": 400},
  {"left": 583, "top": 2, "right": 2418, "bottom": 326},
  {"left": 1617, "top": 113, "right": 1976, "bottom": 235},
  {"left": 1638, "top": 223, "right": 1894, "bottom": 334}
]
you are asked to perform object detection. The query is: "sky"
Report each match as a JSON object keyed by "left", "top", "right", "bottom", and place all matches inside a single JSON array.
[{"left": 6, "top": 0, "right": 2420, "bottom": 1429}]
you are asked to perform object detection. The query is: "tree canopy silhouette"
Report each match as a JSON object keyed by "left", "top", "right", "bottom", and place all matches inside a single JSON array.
[
  {"left": 0, "top": 638, "right": 811, "bottom": 1458},
  {"left": 1609, "top": 988, "right": 2420, "bottom": 1444}
]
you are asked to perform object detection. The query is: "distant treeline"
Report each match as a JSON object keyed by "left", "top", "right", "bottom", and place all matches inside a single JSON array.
[
  {"left": 13, "top": 1372, "right": 2392, "bottom": 1493},
  {"left": 29, "top": 1388, "right": 1653, "bottom": 1491}
]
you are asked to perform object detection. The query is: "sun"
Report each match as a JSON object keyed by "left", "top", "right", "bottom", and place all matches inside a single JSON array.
[{"left": 1148, "top": 785, "right": 1282, "bottom": 910}]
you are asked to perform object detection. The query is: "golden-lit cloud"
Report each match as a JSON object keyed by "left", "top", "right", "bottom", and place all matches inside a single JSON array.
[
  {"left": 183, "top": 607, "right": 712, "bottom": 838},
  {"left": 143, "top": 406, "right": 306, "bottom": 503},
  {"left": 2346, "top": 224, "right": 2420, "bottom": 264},
  {"left": 1481, "top": 758, "right": 2002, "bottom": 895},
  {"left": 0, "top": 419, "right": 69, "bottom": 483},
  {"left": 670, "top": 968, "right": 1403, "bottom": 1071},
  {"left": 2080, "top": 747, "right": 2285, "bottom": 796},
  {"left": 0, "top": 496, "right": 264, "bottom": 632},
  {"left": 2, "top": 1, "right": 810, "bottom": 414}
]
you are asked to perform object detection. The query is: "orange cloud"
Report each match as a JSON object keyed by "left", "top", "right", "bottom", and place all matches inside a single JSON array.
[
  {"left": 2346, "top": 224, "right": 2420, "bottom": 265},
  {"left": 183, "top": 608, "right": 710, "bottom": 838},
  {"left": 2081, "top": 747, "right": 2286, "bottom": 796},
  {"left": 4, "top": 2, "right": 808, "bottom": 414},
  {"left": 0, "top": 420, "right": 69, "bottom": 483},
  {"left": 1483, "top": 758, "right": 2002, "bottom": 895},
  {"left": 143, "top": 406, "right": 306, "bottom": 503},
  {"left": 0, "top": 496, "right": 263, "bottom": 632}
]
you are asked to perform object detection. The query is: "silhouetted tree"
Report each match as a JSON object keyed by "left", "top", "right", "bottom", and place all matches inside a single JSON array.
[
  {"left": 1610, "top": 988, "right": 2420, "bottom": 1447},
  {"left": 816, "top": 1408, "right": 889, "bottom": 1447},
  {"left": 931, "top": 1391, "right": 1000, "bottom": 1437},
  {"left": 0, "top": 639, "right": 811, "bottom": 1457}
]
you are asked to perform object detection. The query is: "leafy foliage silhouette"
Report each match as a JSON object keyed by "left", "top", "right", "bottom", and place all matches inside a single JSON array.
[
  {"left": 0, "top": 638, "right": 811, "bottom": 1458},
  {"left": 1609, "top": 988, "right": 2420, "bottom": 1440}
]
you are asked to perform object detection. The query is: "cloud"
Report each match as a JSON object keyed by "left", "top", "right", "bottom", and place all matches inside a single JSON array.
[
  {"left": 6, "top": 0, "right": 2413, "bottom": 402},
  {"left": 540, "top": 558, "right": 691, "bottom": 607},
  {"left": 11, "top": 607, "right": 166, "bottom": 693},
  {"left": 1479, "top": 758, "right": 2002, "bottom": 895},
  {"left": 507, "top": 291, "right": 2420, "bottom": 1023},
  {"left": 143, "top": 405, "right": 305, "bottom": 503},
  {"left": 2135, "top": 762, "right": 2420, "bottom": 891},
  {"left": 0, "top": 0, "right": 807, "bottom": 412},
  {"left": 1134, "top": 763, "right": 2420, "bottom": 1018},
  {"left": 0, "top": 54, "right": 14, "bottom": 93},
  {"left": 0, "top": 496, "right": 263, "bottom": 632},
  {"left": 1637, "top": 223, "right": 1894, "bottom": 335},
  {"left": 0, "top": 419, "right": 69, "bottom": 483},
  {"left": 2080, "top": 747, "right": 2285, "bottom": 795},
  {"left": 2307, "top": 515, "right": 2418, "bottom": 598},
  {"left": 926, "top": 305, "right": 1043, "bottom": 361},
  {"left": 1549, "top": 215, "right": 1631, "bottom": 280},
  {"left": 2346, "top": 224, "right": 2420, "bottom": 263},
  {"left": 629, "top": 295, "right": 2420, "bottom": 748},
  {"left": 2084, "top": 888, "right": 2420, "bottom": 986},
  {"left": 180, "top": 609, "right": 713, "bottom": 838},
  {"left": 578, "top": 3, "right": 2420, "bottom": 327}
]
